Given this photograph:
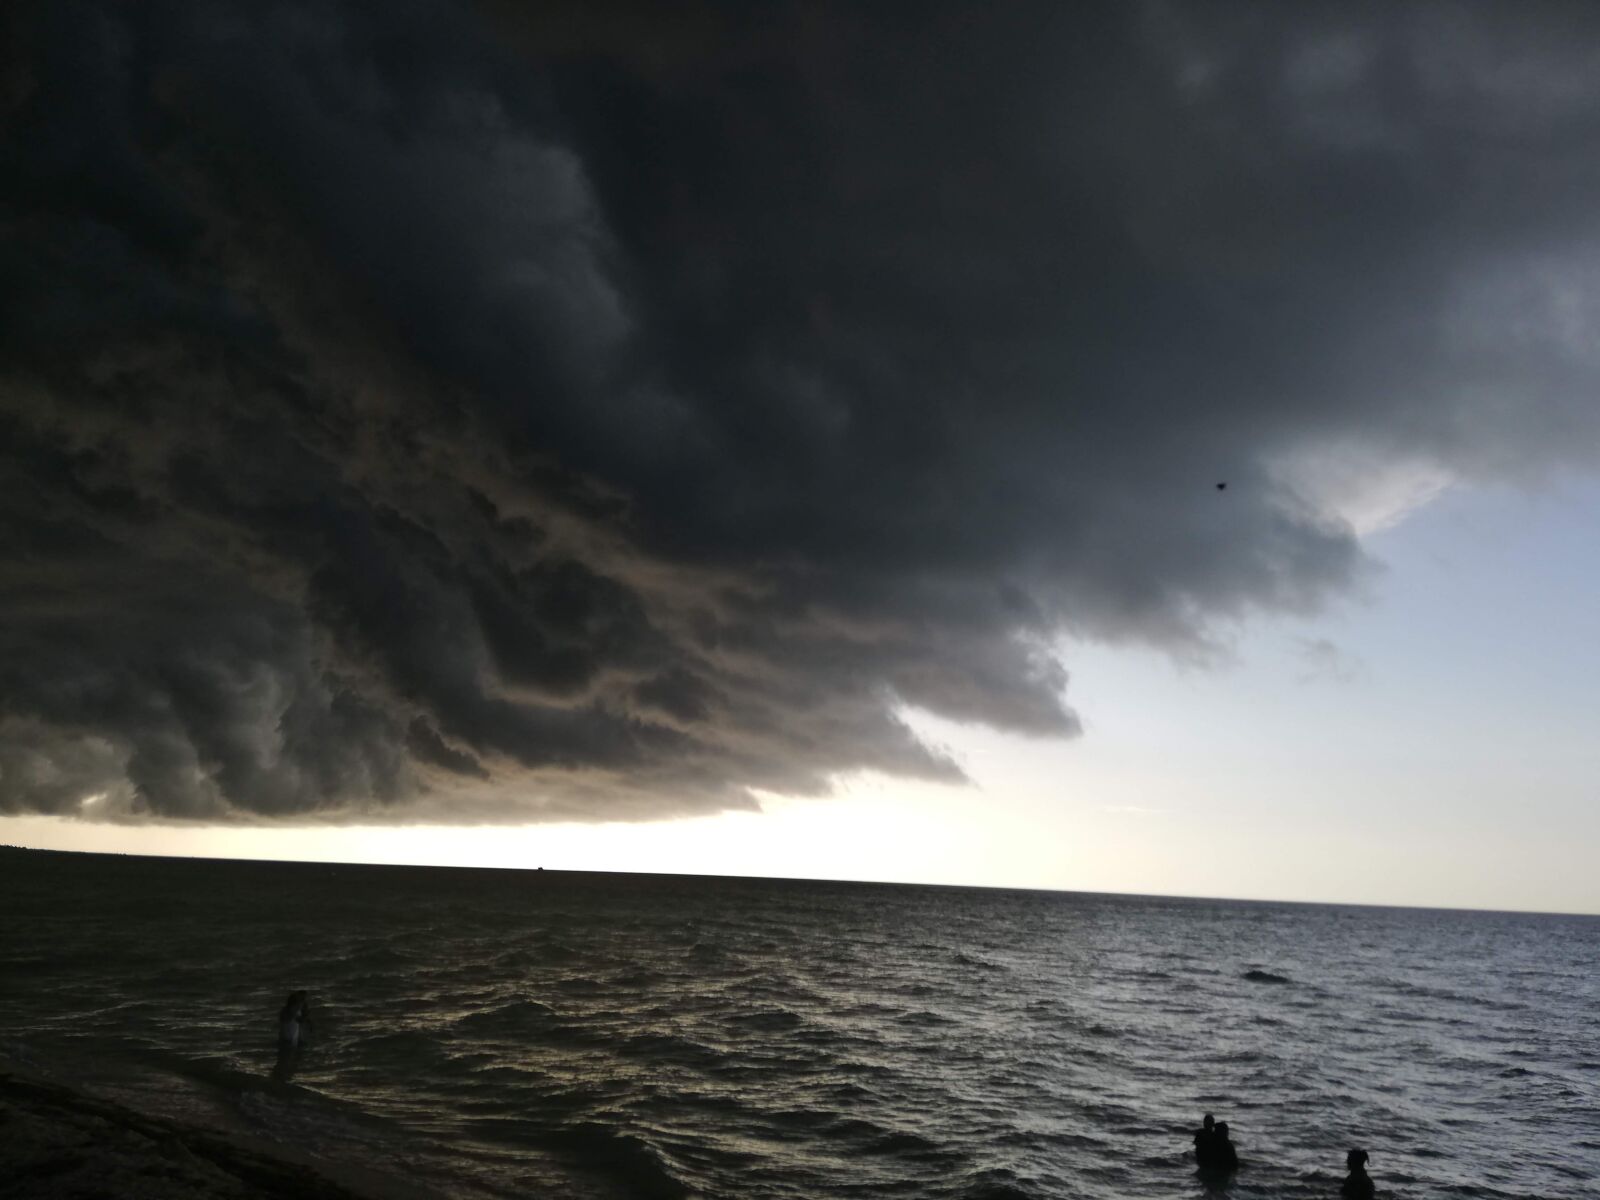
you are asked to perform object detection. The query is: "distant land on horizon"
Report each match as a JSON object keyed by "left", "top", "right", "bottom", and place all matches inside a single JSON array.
[{"left": 5, "top": 843, "right": 1594, "bottom": 921}]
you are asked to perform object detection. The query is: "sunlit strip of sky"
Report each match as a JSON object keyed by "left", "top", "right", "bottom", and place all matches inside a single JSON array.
[{"left": 9, "top": 479, "right": 1598, "bottom": 916}]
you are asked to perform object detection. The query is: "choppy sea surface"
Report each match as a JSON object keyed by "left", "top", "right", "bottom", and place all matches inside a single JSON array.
[{"left": 1, "top": 849, "right": 1596, "bottom": 1199}]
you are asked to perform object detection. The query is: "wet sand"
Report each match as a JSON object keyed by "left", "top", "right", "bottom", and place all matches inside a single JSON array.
[{"left": 0, "top": 1066, "right": 430, "bottom": 1200}]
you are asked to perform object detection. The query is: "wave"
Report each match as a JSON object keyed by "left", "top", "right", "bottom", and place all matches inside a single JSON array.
[
  {"left": 9, "top": 853, "right": 1598, "bottom": 1200},
  {"left": 350, "top": 1029, "right": 453, "bottom": 1068},
  {"left": 449, "top": 997, "right": 562, "bottom": 1036},
  {"left": 1242, "top": 969, "right": 1292, "bottom": 984},
  {"left": 552, "top": 976, "right": 612, "bottom": 996},
  {"left": 688, "top": 941, "right": 732, "bottom": 963},
  {"left": 956, "top": 1167, "right": 1042, "bottom": 1199},
  {"left": 615, "top": 1031, "right": 725, "bottom": 1070},
  {"left": 894, "top": 1009, "right": 956, "bottom": 1028},
  {"left": 1385, "top": 979, "right": 1527, "bottom": 1012},
  {"left": 342, "top": 945, "right": 417, "bottom": 970},
  {"left": 951, "top": 951, "right": 1005, "bottom": 972},
  {"left": 544, "top": 1122, "right": 690, "bottom": 1199},
  {"left": 608, "top": 968, "right": 671, "bottom": 989},
  {"left": 724, "top": 1008, "right": 804, "bottom": 1033},
  {"left": 818, "top": 1116, "right": 948, "bottom": 1159},
  {"left": 530, "top": 940, "right": 581, "bottom": 964},
  {"left": 767, "top": 1106, "right": 837, "bottom": 1131}
]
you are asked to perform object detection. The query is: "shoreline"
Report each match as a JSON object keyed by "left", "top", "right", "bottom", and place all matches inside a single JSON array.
[{"left": 0, "top": 1062, "right": 439, "bottom": 1200}]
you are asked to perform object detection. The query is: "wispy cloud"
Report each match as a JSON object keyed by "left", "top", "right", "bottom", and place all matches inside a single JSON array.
[{"left": 1293, "top": 637, "right": 1365, "bottom": 685}]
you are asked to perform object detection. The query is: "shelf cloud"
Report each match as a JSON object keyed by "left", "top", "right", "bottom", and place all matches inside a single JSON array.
[{"left": 4, "top": 1, "right": 1598, "bottom": 821}]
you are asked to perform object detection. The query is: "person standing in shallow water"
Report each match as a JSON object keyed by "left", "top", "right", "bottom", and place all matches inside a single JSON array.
[
  {"left": 1341, "top": 1149, "right": 1376, "bottom": 1199},
  {"left": 1207, "top": 1121, "right": 1239, "bottom": 1172},
  {"left": 1192, "top": 1113, "right": 1238, "bottom": 1174},
  {"left": 278, "top": 990, "right": 313, "bottom": 1050},
  {"left": 274, "top": 990, "right": 312, "bottom": 1082}
]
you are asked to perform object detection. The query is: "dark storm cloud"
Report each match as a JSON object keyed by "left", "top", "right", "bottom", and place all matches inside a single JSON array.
[{"left": 3, "top": 0, "right": 1599, "bottom": 821}]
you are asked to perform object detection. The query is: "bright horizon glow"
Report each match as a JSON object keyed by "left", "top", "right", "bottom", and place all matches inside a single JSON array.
[
  {"left": 4, "top": 801, "right": 1596, "bottom": 918},
  {"left": 7, "top": 478, "right": 1600, "bottom": 917}
]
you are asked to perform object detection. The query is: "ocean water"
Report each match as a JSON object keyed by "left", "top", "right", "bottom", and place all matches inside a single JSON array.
[{"left": 1, "top": 849, "right": 1596, "bottom": 1199}]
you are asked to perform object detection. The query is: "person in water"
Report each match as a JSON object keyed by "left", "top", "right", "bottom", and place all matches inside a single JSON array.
[
  {"left": 278, "top": 990, "right": 312, "bottom": 1049},
  {"left": 277, "top": 991, "right": 313, "bottom": 1054},
  {"left": 1341, "top": 1148, "right": 1375, "bottom": 1199},
  {"left": 1208, "top": 1121, "right": 1239, "bottom": 1172},
  {"left": 273, "top": 990, "right": 312, "bottom": 1083},
  {"left": 1194, "top": 1117, "right": 1238, "bottom": 1174}
]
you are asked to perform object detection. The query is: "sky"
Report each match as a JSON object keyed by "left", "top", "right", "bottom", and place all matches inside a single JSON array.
[{"left": 3, "top": 2, "right": 1600, "bottom": 913}]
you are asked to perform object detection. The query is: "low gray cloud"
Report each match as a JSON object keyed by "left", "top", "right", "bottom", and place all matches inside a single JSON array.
[{"left": 2, "top": 0, "right": 1598, "bottom": 822}]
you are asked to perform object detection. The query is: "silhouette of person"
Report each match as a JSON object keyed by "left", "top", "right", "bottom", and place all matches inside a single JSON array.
[
  {"left": 1199, "top": 1121, "right": 1238, "bottom": 1174},
  {"left": 1341, "top": 1149, "right": 1375, "bottom": 1199},
  {"left": 1193, "top": 1113, "right": 1216, "bottom": 1164},
  {"left": 273, "top": 990, "right": 312, "bottom": 1082},
  {"left": 278, "top": 990, "right": 313, "bottom": 1050}
]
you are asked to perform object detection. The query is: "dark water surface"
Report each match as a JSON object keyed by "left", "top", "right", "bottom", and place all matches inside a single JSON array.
[{"left": 2, "top": 849, "right": 1596, "bottom": 1198}]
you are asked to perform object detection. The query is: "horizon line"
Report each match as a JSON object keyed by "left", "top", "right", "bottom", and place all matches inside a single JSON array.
[{"left": 6, "top": 842, "right": 1597, "bottom": 921}]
